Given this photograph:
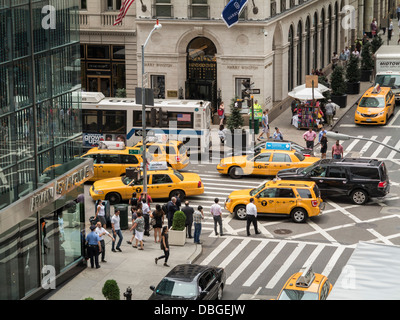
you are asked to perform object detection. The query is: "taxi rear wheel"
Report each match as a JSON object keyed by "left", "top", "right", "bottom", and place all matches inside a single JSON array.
[
  {"left": 170, "top": 189, "right": 185, "bottom": 200},
  {"left": 234, "top": 205, "right": 247, "bottom": 220},
  {"left": 290, "top": 208, "right": 308, "bottom": 223},
  {"left": 106, "top": 192, "right": 122, "bottom": 205},
  {"left": 229, "top": 166, "right": 243, "bottom": 179}
]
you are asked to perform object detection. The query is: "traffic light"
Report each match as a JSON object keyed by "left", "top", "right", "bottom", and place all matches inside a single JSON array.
[
  {"left": 150, "top": 108, "right": 157, "bottom": 127},
  {"left": 236, "top": 99, "right": 243, "bottom": 108},
  {"left": 158, "top": 108, "right": 168, "bottom": 127}
]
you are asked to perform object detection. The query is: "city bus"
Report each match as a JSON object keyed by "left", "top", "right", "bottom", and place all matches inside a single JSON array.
[{"left": 80, "top": 92, "right": 212, "bottom": 154}]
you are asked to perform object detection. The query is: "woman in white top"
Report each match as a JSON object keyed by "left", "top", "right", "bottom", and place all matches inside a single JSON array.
[{"left": 96, "top": 201, "right": 106, "bottom": 228}]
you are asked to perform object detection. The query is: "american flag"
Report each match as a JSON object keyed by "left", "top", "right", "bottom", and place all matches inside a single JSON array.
[
  {"left": 113, "top": 0, "right": 135, "bottom": 26},
  {"left": 177, "top": 114, "right": 191, "bottom": 122}
]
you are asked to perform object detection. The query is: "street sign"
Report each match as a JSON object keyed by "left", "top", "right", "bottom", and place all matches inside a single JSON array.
[
  {"left": 135, "top": 87, "right": 154, "bottom": 106},
  {"left": 129, "top": 149, "right": 141, "bottom": 155},
  {"left": 265, "top": 142, "right": 291, "bottom": 151},
  {"left": 246, "top": 89, "right": 261, "bottom": 95}
]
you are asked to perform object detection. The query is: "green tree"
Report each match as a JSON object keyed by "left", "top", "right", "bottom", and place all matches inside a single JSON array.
[
  {"left": 115, "top": 88, "right": 127, "bottom": 98},
  {"left": 371, "top": 34, "right": 383, "bottom": 54},
  {"left": 330, "top": 65, "right": 346, "bottom": 96},
  {"left": 226, "top": 98, "right": 244, "bottom": 133},
  {"left": 102, "top": 279, "right": 120, "bottom": 300},
  {"left": 361, "top": 41, "right": 374, "bottom": 70},
  {"left": 346, "top": 54, "right": 360, "bottom": 83}
]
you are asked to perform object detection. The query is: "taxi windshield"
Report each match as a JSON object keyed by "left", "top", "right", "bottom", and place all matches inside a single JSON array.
[
  {"left": 122, "top": 177, "right": 144, "bottom": 185},
  {"left": 250, "top": 182, "right": 266, "bottom": 196},
  {"left": 359, "top": 97, "right": 385, "bottom": 108},
  {"left": 278, "top": 289, "right": 319, "bottom": 300}
]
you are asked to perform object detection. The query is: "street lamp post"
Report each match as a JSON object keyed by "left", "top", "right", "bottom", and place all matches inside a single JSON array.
[
  {"left": 141, "top": 20, "right": 162, "bottom": 194},
  {"left": 326, "top": 131, "right": 400, "bottom": 154}
]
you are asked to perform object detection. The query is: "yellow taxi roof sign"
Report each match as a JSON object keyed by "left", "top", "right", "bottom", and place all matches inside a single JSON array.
[
  {"left": 372, "top": 84, "right": 381, "bottom": 94},
  {"left": 98, "top": 141, "right": 125, "bottom": 150}
]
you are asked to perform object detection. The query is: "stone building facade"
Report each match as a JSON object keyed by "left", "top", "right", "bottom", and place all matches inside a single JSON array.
[{"left": 78, "top": 0, "right": 394, "bottom": 111}]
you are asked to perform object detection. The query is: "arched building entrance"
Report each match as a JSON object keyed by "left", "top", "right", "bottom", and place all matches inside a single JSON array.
[{"left": 185, "top": 37, "right": 217, "bottom": 110}]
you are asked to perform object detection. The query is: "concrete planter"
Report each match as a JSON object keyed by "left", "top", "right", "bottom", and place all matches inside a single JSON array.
[{"left": 169, "top": 228, "right": 186, "bottom": 246}]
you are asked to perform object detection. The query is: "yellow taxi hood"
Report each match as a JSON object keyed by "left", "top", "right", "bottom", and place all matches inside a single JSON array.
[
  {"left": 219, "top": 155, "right": 248, "bottom": 165},
  {"left": 357, "top": 107, "right": 384, "bottom": 113},
  {"left": 228, "top": 189, "right": 252, "bottom": 199},
  {"left": 93, "top": 177, "right": 126, "bottom": 189}
]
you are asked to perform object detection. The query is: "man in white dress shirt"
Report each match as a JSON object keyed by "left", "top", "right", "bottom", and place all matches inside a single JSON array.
[{"left": 246, "top": 198, "right": 260, "bottom": 236}]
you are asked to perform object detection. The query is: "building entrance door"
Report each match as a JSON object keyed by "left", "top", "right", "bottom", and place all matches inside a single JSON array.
[
  {"left": 186, "top": 37, "right": 217, "bottom": 111},
  {"left": 87, "top": 76, "right": 111, "bottom": 97}
]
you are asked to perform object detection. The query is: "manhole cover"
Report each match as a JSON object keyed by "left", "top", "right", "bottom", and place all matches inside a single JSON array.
[{"left": 274, "top": 229, "right": 292, "bottom": 235}]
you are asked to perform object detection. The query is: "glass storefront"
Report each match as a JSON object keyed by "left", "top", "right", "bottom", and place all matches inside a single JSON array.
[
  {"left": 0, "top": 184, "right": 85, "bottom": 300},
  {"left": 0, "top": 0, "right": 90, "bottom": 300}
]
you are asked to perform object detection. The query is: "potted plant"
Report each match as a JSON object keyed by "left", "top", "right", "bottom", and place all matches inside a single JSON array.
[
  {"left": 102, "top": 279, "right": 120, "bottom": 300},
  {"left": 346, "top": 53, "right": 361, "bottom": 94},
  {"left": 360, "top": 41, "right": 374, "bottom": 82},
  {"left": 169, "top": 210, "right": 186, "bottom": 246},
  {"left": 330, "top": 65, "right": 347, "bottom": 108},
  {"left": 225, "top": 98, "right": 248, "bottom": 150},
  {"left": 371, "top": 34, "right": 383, "bottom": 54}
]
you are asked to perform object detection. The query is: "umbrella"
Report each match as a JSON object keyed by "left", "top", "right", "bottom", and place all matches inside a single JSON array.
[
  {"left": 288, "top": 87, "right": 325, "bottom": 100},
  {"left": 292, "top": 83, "right": 331, "bottom": 93}
]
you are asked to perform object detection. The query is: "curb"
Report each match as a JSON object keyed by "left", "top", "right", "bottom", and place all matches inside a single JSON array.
[{"left": 187, "top": 243, "right": 203, "bottom": 264}]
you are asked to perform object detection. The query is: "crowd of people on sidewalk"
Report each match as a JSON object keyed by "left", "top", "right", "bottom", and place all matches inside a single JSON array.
[{"left": 85, "top": 190, "right": 211, "bottom": 269}]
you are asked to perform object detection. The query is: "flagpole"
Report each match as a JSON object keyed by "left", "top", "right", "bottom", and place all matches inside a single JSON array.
[{"left": 141, "top": 20, "right": 162, "bottom": 194}]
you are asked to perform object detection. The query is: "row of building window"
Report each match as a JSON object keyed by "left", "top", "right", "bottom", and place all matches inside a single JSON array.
[{"left": 78, "top": 0, "right": 312, "bottom": 19}]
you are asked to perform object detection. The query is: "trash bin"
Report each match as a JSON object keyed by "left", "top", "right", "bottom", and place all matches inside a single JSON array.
[
  {"left": 249, "top": 118, "right": 260, "bottom": 134},
  {"left": 113, "top": 204, "right": 129, "bottom": 230}
]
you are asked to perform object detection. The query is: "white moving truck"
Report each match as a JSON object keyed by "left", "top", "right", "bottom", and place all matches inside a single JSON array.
[
  {"left": 374, "top": 46, "right": 400, "bottom": 104},
  {"left": 328, "top": 242, "right": 400, "bottom": 300}
]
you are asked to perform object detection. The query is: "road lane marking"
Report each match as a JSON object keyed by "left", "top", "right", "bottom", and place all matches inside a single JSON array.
[
  {"left": 343, "top": 135, "right": 363, "bottom": 157},
  {"left": 218, "top": 238, "right": 251, "bottom": 268},
  {"left": 200, "top": 237, "right": 233, "bottom": 266},
  {"left": 243, "top": 241, "right": 287, "bottom": 287},
  {"left": 226, "top": 241, "right": 268, "bottom": 285},
  {"left": 321, "top": 246, "right": 347, "bottom": 278},
  {"left": 265, "top": 243, "right": 306, "bottom": 289},
  {"left": 370, "top": 136, "right": 392, "bottom": 159}
]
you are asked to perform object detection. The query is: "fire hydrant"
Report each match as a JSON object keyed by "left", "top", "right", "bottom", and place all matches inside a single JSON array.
[{"left": 123, "top": 286, "right": 132, "bottom": 300}]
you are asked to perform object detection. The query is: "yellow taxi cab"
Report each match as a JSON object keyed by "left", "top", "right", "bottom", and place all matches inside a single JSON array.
[
  {"left": 81, "top": 141, "right": 152, "bottom": 182},
  {"left": 134, "top": 139, "right": 189, "bottom": 171},
  {"left": 355, "top": 84, "right": 395, "bottom": 125},
  {"left": 275, "top": 266, "right": 333, "bottom": 300},
  {"left": 217, "top": 148, "right": 320, "bottom": 179},
  {"left": 90, "top": 163, "right": 204, "bottom": 204},
  {"left": 224, "top": 178, "right": 324, "bottom": 223}
]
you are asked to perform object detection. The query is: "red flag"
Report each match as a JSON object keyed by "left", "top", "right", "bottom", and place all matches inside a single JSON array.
[{"left": 113, "top": 0, "right": 135, "bottom": 26}]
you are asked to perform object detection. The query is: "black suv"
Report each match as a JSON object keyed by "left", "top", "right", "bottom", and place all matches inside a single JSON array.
[{"left": 276, "top": 158, "right": 390, "bottom": 205}]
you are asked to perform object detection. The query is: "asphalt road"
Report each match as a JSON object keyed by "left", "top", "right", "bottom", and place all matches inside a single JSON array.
[{"left": 184, "top": 102, "right": 400, "bottom": 300}]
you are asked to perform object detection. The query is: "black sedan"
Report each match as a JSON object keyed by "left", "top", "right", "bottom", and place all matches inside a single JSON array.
[
  {"left": 149, "top": 264, "right": 226, "bottom": 300},
  {"left": 226, "top": 140, "right": 313, "bottom": 157}
]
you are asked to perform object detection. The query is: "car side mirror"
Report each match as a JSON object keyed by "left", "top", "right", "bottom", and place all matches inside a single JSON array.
[
  {"left": 255, "top": 194, "right": 261, "bottom": 199},
  {"left": 150, "top": 285, "right": 155, "bottom": 291}
]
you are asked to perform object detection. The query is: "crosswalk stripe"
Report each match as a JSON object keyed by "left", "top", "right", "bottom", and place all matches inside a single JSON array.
[
  {"left": 387, "top": 139, "right": 400, "bottom": 160},
  {"left": 358, "top": 136, "right": 378, "bottom": 157},
  {"left": 226, "top": 241, "right": 268, "bottom": 285},
  {"left": 200, "top": 237, "right": 233, "bottom": 266},
  {"left": 243, "top": 241, "right": 287, "bottom": 287},
  {"left": 265, "top": 242, "right": 306, "bottom": 289},
  {"left": 343, "top": 135, "right": 363, "bottom": 157},
  {"left": 370, "top": 136, "right": 391, "bottom": 159},
  {"left": 321, "top": 246, "right": 347, "bottom": 278},
  {"left": 301, "top": 244, "right": 325, "bottom": 270},
  {"left": 218, "top": 238, "right": 251, "bottom": 269}
]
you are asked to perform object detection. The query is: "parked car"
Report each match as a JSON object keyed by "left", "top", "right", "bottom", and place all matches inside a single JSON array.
[
  {"left": 226, "top": 140, "right": 313, "bottom": 157},
  {"left": 276, "top": 158, "right": 390, "bottom": 205},
  {"left": 149, "top": 264, "right": 226, "bottom": 300}
]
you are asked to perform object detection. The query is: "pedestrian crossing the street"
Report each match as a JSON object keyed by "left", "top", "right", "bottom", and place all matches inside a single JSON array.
[
  {"left": 196, "top": 236, "right": 354, "bottom": 297},
  {"left": 313, "top": 134, "right": 400, "bottom": 161}
]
